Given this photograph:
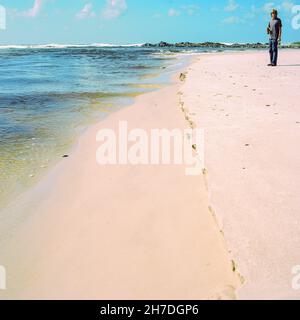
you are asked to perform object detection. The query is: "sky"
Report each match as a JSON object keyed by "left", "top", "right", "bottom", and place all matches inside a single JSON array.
[{"left": 0, "top": 0, "right": 299, "bottom": 44}]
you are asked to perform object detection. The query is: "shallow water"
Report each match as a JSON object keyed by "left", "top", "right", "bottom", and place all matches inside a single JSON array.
[
  {"left": 0, "top": 47, "right": 187, "bottom": 208},
  {"left": 0, "top": 46, "right": 216, "bottom": 208}
]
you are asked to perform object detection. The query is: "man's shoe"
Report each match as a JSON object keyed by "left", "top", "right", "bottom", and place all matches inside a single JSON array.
[
  {"left": 271, "top": 64, "right": 277, "bottom": 66},
  {"left": 267, "top": 63, "right": 272, "bottom": 66}
]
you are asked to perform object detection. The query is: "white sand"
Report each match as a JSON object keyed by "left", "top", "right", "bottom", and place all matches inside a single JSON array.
[
  {"left": 1, "top": 50, "right": 299, "bottom": 300},
  {"left": 181, "top": 50, "right": 300, "bottom": 299},
  {"left": 0, "top": 75, "right": 239, "bottom": 300}
]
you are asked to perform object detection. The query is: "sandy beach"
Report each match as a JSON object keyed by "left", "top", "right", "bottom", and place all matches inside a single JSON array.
[
  {"left": 181, "top": 50, "right": 300, "bottom": 299},
  {"left": 1, "top": 50, "right": 300, "bottom": 300},
  {"left": 0, "top": 61, "right": 240, "bottom": 300}
]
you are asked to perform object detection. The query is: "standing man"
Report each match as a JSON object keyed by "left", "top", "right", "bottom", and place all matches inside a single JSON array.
[{"left": 267, "top": 9, "right": 282, "bottom": 66}]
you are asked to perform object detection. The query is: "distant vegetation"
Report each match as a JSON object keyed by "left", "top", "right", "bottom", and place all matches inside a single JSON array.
[
  {"left": 142, "top": 41, "right": 300, "bottom": 49},
  {"left": 142, "top": 41, "right": 269, "bottom": 49}
]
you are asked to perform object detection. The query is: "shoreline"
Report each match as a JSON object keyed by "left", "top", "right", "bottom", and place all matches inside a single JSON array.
[
  {"left": 0, "top": 52, "right": 190, "bottom": 212},
  {"left": 0, "top": 47, "right": 186, "bottom": 212},
  {"left": 0, "top": 53, "right": 240, "bottom": 300},
  {"left": 1, "top": 49, "right": 299, "bottom": 299},
  {"left": 0, "top": 53, "right": 192, "bottom": 214}
]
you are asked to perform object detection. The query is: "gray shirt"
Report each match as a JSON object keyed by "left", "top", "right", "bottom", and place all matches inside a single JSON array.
[{"left": 268, "top": 18, "right": 282, "bottom": 40}]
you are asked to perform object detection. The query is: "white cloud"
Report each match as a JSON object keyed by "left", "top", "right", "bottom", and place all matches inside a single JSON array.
[
  {"left": 21, "top": 0, "right": 43, "bottom": 18},
  {"left": 263, "top": 2, "right": 276, "bottom": 12},
  {"left": 244, "top": 5, "right": 260, "bottom": 19},
  {"left": 222, "top": 16, "right": 244, "bottom": 24},
  {"left": 76, "top": 3, "right": 96, "bottom": 19},
  {"left": 102, "top": 0, "right": 127, "bottom": 19},
  {"left": 263, "top": 1, "right": 295, "bottom": 15},
  {"left": 159, "top": 5, "right": 199, "bottom": 18},
  {"left": 181, "top": 4, "right": 200, "bottom": 16},
  {"left": 168, "top": 8, "right": 181, "bottom": 17},
  {"left": 224, "top": 0, "right": 239, "bottom": 12},
  {"left": 221, "top": 1, "right": 295, "bottom": 24},
  {"left": 281, "top": 1, "right": 295, "bottom": 12}
]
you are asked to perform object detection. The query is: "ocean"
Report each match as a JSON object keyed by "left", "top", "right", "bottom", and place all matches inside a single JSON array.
[{"left": 0, "top": 45, "right": 215, "bottom": 208}]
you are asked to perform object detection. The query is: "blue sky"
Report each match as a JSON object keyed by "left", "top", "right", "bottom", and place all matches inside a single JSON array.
[{"left": 0, "top": 0, "right": 299, "bottom": 44}]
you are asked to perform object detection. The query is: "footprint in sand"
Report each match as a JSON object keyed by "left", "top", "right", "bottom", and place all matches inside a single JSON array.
[
  {"left": 179, "top": 73, "right": 187, "bottom": 82},
  {"left": 208, "top": 285, "right": 236, "bottom": 300}
]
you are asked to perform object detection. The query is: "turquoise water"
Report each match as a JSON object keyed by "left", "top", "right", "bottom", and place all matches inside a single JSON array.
[{"left": 0, "top": 46, "right": 196, "bottom": 207}]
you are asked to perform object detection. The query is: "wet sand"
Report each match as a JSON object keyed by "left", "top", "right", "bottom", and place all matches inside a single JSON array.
[
  {"left": 1, "top": 50, "right": 299, "bottom": 300},
  {"left": 0, "top": 65, "right": 239, "bottom": 299}
]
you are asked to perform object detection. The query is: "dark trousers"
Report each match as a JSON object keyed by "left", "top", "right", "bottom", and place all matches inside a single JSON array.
[{"left": 269, "top": 39, "right": 278, "bottom": 65}]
